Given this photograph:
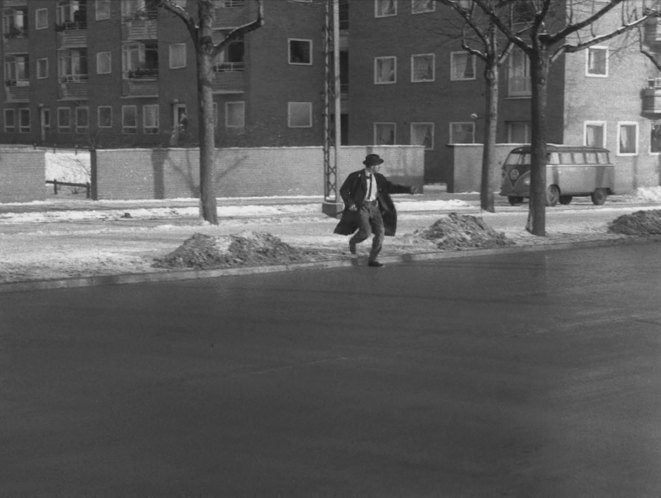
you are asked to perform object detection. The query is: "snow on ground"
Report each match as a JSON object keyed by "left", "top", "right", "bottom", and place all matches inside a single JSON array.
[{"left": 1, "top": 186, "right": 661, "bottom": 284}]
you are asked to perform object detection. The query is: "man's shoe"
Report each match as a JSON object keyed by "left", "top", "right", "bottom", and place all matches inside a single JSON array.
[
  {"left": 368, "top": 260, "right": 384, "bottom": 268},
  {"left": 349, "top": 240, "right": 357, "bottom": 255}
]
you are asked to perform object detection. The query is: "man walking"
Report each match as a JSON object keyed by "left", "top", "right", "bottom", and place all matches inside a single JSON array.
[{"left": 334, "top": 153, "right": 416, "bottom": 267}]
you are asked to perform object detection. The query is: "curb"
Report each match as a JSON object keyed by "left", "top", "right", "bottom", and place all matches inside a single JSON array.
[{"left": 1, "top": 235, "right": 658, "bottom": 294}]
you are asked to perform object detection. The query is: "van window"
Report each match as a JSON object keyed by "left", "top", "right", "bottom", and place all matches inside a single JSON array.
[
  {"left": 548, "top": 152, "right": 559, "bottom": 164},
  {"left": 505, "top": 152, "right": 530, "bottom": 165},
  {"left": 573, "top": 152, "right": 586, "bottom": 164},
  {"left": 585, "top": 152, "right": 598, "bottom": 163},
  {"left": 559, "top": 152, "right": 572, "bottom": 163}
]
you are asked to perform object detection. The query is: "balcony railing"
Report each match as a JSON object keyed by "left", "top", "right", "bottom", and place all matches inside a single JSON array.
[
  {"left": 122, "top": 78, "right": 159, "bottom": 97},
  {"left": 58, "top": 76, "right": 88, "bottom": 99},
  {"left": 127, "top": 67, "right": 159, "bottom": 79},
  {"left": 5, "top": 83, "right": 30, "bottom": 102},
  {"left": 213, "top": 62, "right": 245, "bottom": 72},
  {"left": 123, "top": 18, "right": 158, "bottom": 40}
]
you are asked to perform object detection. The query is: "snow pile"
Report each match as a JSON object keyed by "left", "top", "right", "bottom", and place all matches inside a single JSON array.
[
  {"left": 415, "top": 213, "right": 515, "bottom": 250},
  {"left": 629, "top": 187, "right": 661, "bottom": 203},
  {"left": 153, "top": 231, "right": 316, "bottom": 269},
  {"left": 608, "top": 209, "right": 661, "bottom": 236}
]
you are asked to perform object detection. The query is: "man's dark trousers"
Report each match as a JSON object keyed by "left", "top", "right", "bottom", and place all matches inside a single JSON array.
[{"left": 349, "top": 201, "right": 384, "bottom": 262}]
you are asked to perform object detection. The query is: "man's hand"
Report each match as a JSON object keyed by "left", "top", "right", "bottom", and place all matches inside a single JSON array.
[{"left": 348, "top": 204, "right": 358, "bottom": 212}]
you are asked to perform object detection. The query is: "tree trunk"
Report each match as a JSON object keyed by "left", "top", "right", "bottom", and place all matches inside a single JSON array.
[
  {"left": 481, "top": 56, "right": 499, "bottom": 213},
  {"left": 197, "top": 41, "right": 218, "bottom": 224},
  {"left": 526, "top": 44, "right": 549, "bottom": 236}
]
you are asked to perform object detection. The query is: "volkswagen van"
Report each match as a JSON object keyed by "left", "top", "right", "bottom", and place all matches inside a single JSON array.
[{"left": 499, "top": 145, "right": 616, "bottom": 206}]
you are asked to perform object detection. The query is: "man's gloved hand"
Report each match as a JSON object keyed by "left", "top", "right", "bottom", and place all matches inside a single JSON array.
[{"left": 348, "top": 204, "right": 358, "bottom": 211}]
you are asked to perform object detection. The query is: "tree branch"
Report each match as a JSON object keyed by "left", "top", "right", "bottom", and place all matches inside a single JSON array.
[{"left": 213, "top": 0, "right": 264, "bottom": 57}]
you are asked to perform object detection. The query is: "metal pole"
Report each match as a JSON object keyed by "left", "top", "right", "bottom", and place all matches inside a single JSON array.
[{"left": 322, "top": 0, "right": 343, "bottom": 217}]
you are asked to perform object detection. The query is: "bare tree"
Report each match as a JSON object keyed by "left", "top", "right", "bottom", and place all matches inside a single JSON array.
[
  {"left": 471, "top": 0, "right": 658, "bottom": 235},
  {"left": 158, "top": 0, "right": 264, "bottom": 224},
  {"left": 438, "top": 1, "right": 513, "bottom": 212}
]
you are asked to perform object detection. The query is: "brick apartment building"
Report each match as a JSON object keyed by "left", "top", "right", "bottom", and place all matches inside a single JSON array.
[
  {"left": 2, "top": 0, "right": 661, "bottom": 189},
  {"left": 0, "top": 0, "right": 329, "bottom": 149},
  {"left": 350, "top": 0, "right": 661, "bottom": 187}
]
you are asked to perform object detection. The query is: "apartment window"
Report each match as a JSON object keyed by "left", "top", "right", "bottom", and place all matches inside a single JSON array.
[
  {"left": 143, "top": 105, "right": 159, "bottom": 134},
  {"left": 4, "top": 109, "right": 15, "bottom": 132},
  {"left": 75, "top": 107, "right": 88, "bottom": 132},
  {"left": 96, "top": 0, "right": 111, "bottom": 20},
  {"left": 507, "top": 121, "right": 530, "bottom": 143},
  {"left": 123, "top": 41, "right": 159, "bottom": 78},
  {"left": 411, "top": 54, "right": 434, "bottom": 82},
  {"left": 288, "top": 102, "right": 312, "bottom": 128},
  {"left": 3, "top": 6, "right": 28, "bottom": 38},
  {"left": 584, "top": 121, "right": 606, "bottom": 148},
  {"left": 587, "top": 47, "right": 608, "bottom": 77},
  {"left": 226, "top": 101, "right": 245, "bottom": 128},
  {"left": 450, "top": 122, "right": 475, "bottom": 143},
  {"left": 122, "top": 105, "right": 137, "bottom": 133},
  {"left": 375, "top": 0, "right": 397, "bottom": 17},
  {"left": 37, "top": 58, "right": 49, "bottom": 79},
  {"left": 213, "top": 31, "right": 244, "bottom": 71},
  {"left": 651, "top": 122, "right": 661, "bottom": 154},
  {"left": 97, "top": 51, "right": 111, "bottom": 74},
  {"left": 411, "top": 123, "right": 434, "bottom": 150},
  {"left": 451, "top": 52, "right": 475, "bottom": 81},
  {"left": 58, "top": 107, "right": 72, "bottom": 130},
  {"left": 617, "top": 122, "right": 638, "bottom": 155},
  {"left": 4, "top": 55, "right": 29, "bottom": 86},
  {"left": 508, "top": 47, "right": 531, "bottom": 97},
  {"left": 375, "top": 122, "right": 395, "bottom": 145},
  {"left": 289, "top": 39, "right": 312, "bottom": 65},
  {"left": 57, "top": 0, "right": 87, "bottom": 29},
  {"left": 19, "top": 108, "right": 30, "bottom": 133},
  {"left": 412, "top": 0, "right": 434, "bottom": 13},
  {"left": 58, "top": 48, "right": 88, "bottom": 81},
  {"left": 169, "top": 43, "right": 186, "bottom": 69},
  {"left": 98, "top": 106, "right": 112, "bottom": 128},
  {"left": 35, "top": 8, "right": 48, "bottom": 30},
  {"left": 374, "top": 56, "right": 396, "bottom": 84}
]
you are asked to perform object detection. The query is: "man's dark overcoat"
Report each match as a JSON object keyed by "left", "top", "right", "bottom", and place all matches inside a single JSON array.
[{"left": 333, "top": 169, "right": 412, "bottom": 236}]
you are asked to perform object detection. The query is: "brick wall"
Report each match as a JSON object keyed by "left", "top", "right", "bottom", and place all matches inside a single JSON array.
[
  {"left": 92, "top": 146, "right": 425, "bottom": 200},
  {"left": 0, "top": 150, "right": 46, "bottom": 202}
]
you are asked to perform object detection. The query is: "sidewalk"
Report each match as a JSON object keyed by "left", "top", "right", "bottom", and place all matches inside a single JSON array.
[{"left": 1, "top": 187, "right": 660, "bottom": 292}]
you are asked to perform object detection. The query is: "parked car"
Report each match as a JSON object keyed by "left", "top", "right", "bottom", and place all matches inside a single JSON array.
[{"left": 500, "top": 144, "right": 616, "bottom": 206}]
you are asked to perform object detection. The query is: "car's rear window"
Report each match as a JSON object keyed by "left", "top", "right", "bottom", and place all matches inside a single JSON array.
[{"left": 505, "top": 152, "right": 530, "bottom": 165}]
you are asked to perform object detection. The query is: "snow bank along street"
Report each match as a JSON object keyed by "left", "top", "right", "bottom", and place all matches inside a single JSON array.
[{"left": 1, "top": 187, "right": 661, "bottom": 286}]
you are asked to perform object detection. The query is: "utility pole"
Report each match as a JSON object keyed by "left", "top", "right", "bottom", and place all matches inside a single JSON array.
[{"left": 322, "top": 0, "right": 343, "bottom": 217}]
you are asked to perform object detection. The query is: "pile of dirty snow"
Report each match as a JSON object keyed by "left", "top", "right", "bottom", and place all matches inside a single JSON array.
[
  {"left": 608, "top": 209, "right": 661, "bottom": 236},
  {"left": 153, "top": 231, "right": 316, "bottom": 269},
  {"left": 415, "top": 213, "right": 515, "bottom": 250}
]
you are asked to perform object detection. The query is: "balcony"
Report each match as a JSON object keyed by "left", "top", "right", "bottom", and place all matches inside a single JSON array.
[
  {"left": 122, "top": 17, "right": 158, "bottom": 41},
  {"left": 212, "top": 66, "right": 245, "bottom": 94},
  {"left": 58, "top": 76, "right": 88, "bottom": 100},
  {"left": 122, "top": 77, "right": 159, "bottom": 97},
  {"left": 642, "top": 78, "right": 661, "bottom": 114},
  {"left": 4, "top": 79, "right": 29, "bottom": 102},
  {"left": 56, "top": 23, "right": 88, "bottom": 47},
  {"left": 3, "top": 32, "right": 28, "bottom": 53}
]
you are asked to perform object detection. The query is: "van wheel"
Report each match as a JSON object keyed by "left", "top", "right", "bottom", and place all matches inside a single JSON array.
[
  {"left": 508, "top": 196, "right": 524, "bottom": 206},
  {"left": 591, "top": 188, "right": 608, "bottom": 205},
  {"left": 546, "top": 185, "right": 560, "bottom": 207},
  {"left": 559, "top": 195, "right": 572, "bottom": 205}
]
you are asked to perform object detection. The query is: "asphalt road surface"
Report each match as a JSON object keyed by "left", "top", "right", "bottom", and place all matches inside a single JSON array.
[{"left": 1, "top": 242, "right": 660, "bottom": 497}]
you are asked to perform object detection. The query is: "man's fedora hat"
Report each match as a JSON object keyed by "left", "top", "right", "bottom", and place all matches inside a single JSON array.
[{"left": 363, "top": 154, "right": 384, "bottom": 167}]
